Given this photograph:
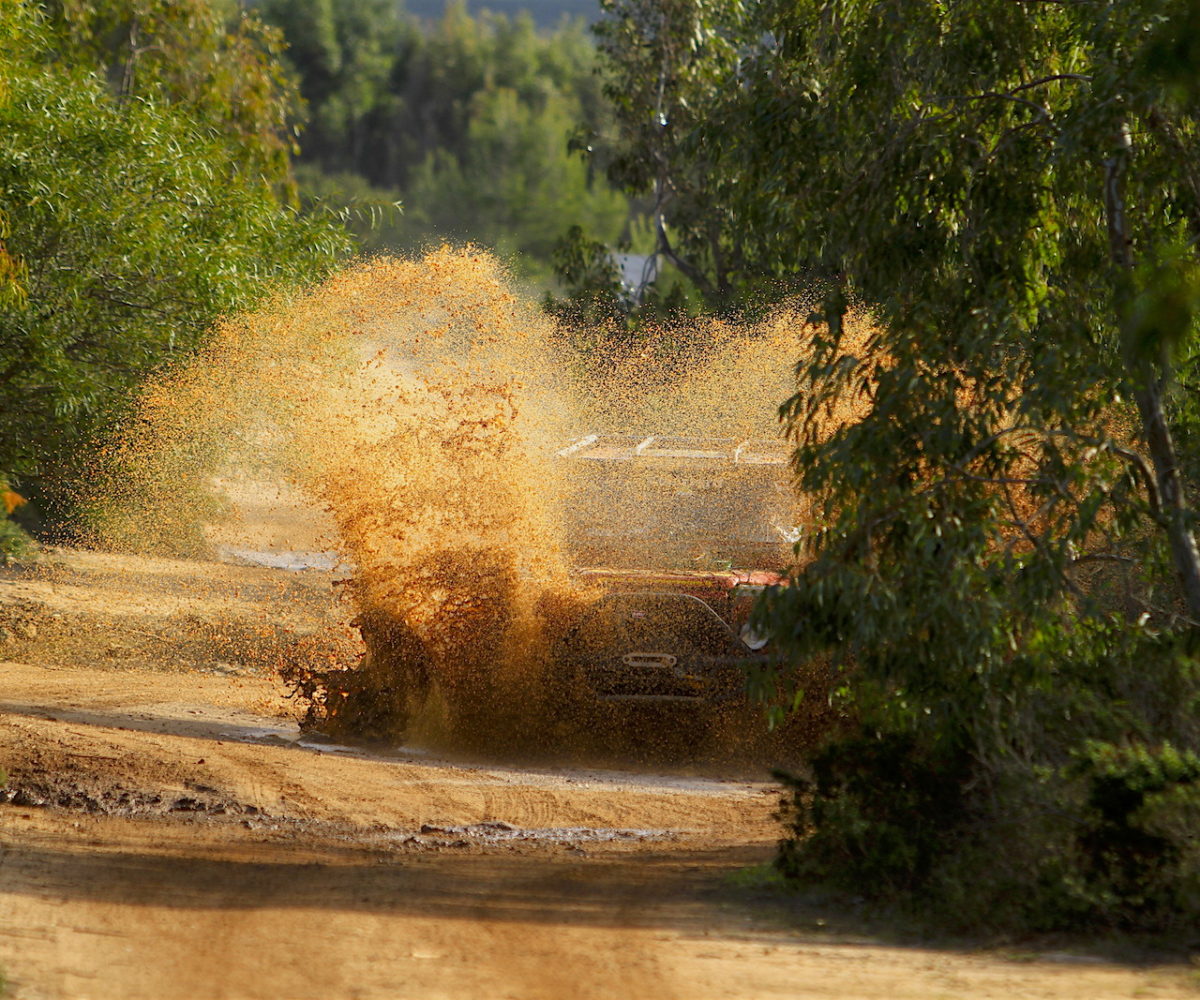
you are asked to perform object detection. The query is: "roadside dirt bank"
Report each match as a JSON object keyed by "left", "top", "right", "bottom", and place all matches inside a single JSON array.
[{"left": 0, "top": 549, "right": 1196, "bottom": 999}]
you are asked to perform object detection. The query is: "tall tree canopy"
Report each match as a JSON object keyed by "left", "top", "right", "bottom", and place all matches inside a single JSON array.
[
  {"left": 0, "top": 1, "right": 347, "bottom": 519},
  {"left": 772, "top": 0, "right": 1200, "bottom": 929},
  {"left": 589, "top": 0, "right": 1200, "bottom": 929}
]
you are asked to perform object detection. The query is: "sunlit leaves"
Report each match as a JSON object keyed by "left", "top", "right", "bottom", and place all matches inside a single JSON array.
[
  {"left": 686, "top": 0, "right": 1200, "bottom": 915},
  {"left": 0, "top": 1, "right": 348, "bottom": 506}
]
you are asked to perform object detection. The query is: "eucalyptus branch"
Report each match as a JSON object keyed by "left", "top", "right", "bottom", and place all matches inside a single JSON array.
[
  {"left": 955, "top": 472, "right": 1048, "bottom": 487},
  {"left": 1129, "top": 594, "right": 1200, "bottom": 631},
  {"left": 944, "top": 91, "right": 1051, "bottom": 120},
  {"left": 998, "top": 476, "right": 1089, "bottom": 601},
  {"left": 653, "top": 210, "right": 713, "bottom": 297},
  {"left": 1108, "top": 444, "right": 1162, "bottom": 521},
  {"left": 953, "top": 423, "right": 1038, "bottom": 469},
  {"left": 1068, "top": 553, "right": 1136, "bottom": 567},
  {"left": 1104, "top": 117, "right": 1200, "bottom": 618},
  {"left": 84, "top": 292, "right": 189, "bottom": 316},
  {"left": 1009, "top": 74, "right": 1091, "bottom": 93},
  {"left": 988, "top": 118, "right": 1057, "bottom": 159},
  {"left": 1005, "top": 426, "right": 1164, "bottom": 521}
]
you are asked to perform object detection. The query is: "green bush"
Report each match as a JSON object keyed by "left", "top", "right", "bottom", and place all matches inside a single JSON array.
[
  {"left": 767, "top": 619, "right": 1200, "bottom": 935},
  {"left": 1065, "top": 741, "right": 1200, "bottom": 929},
  {"left": 0, "top": 519, "right": 32, "bottom": 561},
  {"left": 0, "top": 1, "right": 348, "bottom": 520},
  {"left": 775, "top": 732, "right": 973, "bottom": 896}
]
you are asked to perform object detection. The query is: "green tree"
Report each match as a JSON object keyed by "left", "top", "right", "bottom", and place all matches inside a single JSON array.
[
  {"left": 259, "top": 0, "right": 401, "bottom": 180},
  {"left": 583, "top": 0, "right": 750, "bottom": 307},
  {"left": 0, "top": 2, "right": 347, "bottom": 521},
  {"left": 260, "top": 0, "right": 629, "bottom": 278},
  {"left": 581, "top": 0, "right": 1200, "bottom": 928},
  {"left": 46, "top": 0, "right": 304, "bottom": 197},
  {"left": 399, "top": 84, "right": 627, "bottom": 277},
  {"left": 729, "top": 0, "right": 1200, "bottom": 927}
]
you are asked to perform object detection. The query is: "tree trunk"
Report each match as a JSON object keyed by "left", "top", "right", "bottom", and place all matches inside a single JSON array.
[{"left": 1106, "top": 122, "right": 1200, "bottom": 621}]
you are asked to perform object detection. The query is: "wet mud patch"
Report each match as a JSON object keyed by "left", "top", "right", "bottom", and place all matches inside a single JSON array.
[
  {"left": 391, "top": 822, "right": 680, "bottom": 851},
  {"left": 0, "top": 769, "right": 263, "bottom": 820},
  {"left": 0, "top": 549, "right": 358, "bottom": 678}
]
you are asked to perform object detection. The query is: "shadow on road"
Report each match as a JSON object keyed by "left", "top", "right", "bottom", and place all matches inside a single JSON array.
[
  {"left": 0, "top": 699, "right": 783, "bottom": 782},
  {"left": 0, "top": 831, "right": 820, "bottom": 940}
]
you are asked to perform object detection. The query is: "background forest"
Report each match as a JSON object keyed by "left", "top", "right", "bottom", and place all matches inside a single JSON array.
[{"left": 257, "top": 0, "right": 628, "bottom": 284}]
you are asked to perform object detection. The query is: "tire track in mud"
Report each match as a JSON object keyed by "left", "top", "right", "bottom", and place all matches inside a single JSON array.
[{"left": 0, "top": 659, "right": 781, "bottom": 849}]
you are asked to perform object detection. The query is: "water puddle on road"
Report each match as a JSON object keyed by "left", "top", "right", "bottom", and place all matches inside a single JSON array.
[{"left": 215, "top": 546, "right": 344, "bottom": 573}]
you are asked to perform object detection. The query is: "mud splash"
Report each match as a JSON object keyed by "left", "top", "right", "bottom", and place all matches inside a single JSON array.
[{"left": 91, "top": 248, "right": 864, "bottom": 754}]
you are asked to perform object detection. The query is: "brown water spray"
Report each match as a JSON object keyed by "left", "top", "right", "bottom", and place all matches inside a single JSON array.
[{"left": 92, "top": 248, "right": 868, "bottom": 749}]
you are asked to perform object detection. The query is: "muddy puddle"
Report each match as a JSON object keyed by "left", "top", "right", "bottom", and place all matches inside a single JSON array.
[
  {"left": 381, "top": 822, "right": 679, "bottom": 850},
  {"left": 215, "top": 546, "right": 343, "bottom": 573},
  {"left": 224, "top": 719, "right": 784, "bottom": 791}
]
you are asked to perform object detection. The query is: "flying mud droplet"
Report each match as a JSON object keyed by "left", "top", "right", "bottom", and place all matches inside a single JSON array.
[{"left": 85, "top": 247, "right": 874, "bottom": 758}]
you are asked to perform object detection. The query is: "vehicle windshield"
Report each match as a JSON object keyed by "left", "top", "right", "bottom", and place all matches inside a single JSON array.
[{"left": 579, "top": 594, "right": 746, "bottom": 657}]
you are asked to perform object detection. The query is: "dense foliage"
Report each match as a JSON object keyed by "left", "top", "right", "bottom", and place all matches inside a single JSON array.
[
  {"left": 768, "top": 0, "right": 1200, "bottom": 931},
  {"left": 0, "top": 1, "right": 347, "bottom": 523},
  {"left": 570, "top": 0, "right": 833, "bottom": 313},
  {"left": 259, "top": 0, "right": 629, "bottom": 279},
  {"left": 406, "top": 0, "right": 598, "bottom": 29},
  {"left": 590, "top": 0, "right": 1200, "bottom": 932}
]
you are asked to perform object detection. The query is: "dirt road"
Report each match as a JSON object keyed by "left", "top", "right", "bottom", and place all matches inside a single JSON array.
[{"left": 0, "top": 550, "right": 1194, "bottom": 999}]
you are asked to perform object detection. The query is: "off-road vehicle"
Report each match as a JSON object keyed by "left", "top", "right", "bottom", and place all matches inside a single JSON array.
[{"left": 551, "top": 433, "right": 799, "bottom": 708}]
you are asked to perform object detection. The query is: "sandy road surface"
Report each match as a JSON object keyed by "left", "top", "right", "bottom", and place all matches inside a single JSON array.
[{"left": 0, "top": 550, "right": 1196, "bottom": 999}]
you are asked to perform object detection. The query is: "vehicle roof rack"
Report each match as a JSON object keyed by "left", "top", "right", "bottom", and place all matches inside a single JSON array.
[{"left": 555, "top": 434, "right": 790, "bottom": 465}]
